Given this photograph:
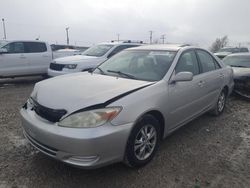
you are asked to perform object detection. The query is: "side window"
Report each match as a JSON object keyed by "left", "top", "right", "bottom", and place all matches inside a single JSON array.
[
  {"left": 24, "top": 42, "right": 47, "bottom": 53},
  {"left": 107, "top": 45, "right": 138, "bottom": 58},
  {"left": 3, "top": 42, "right": 25, "bottom": 54},
  {"left": 196, "top": 50, "right": 217, "bottom": 73},
  {"left": 214, "top": 59, "right": 221, "bottom": 69},
  {"left": 240, "top": 48, "right": 249, "bottom": 52},
  {"left": 175, "top": 50, "right": 199, "bottom": 75}
]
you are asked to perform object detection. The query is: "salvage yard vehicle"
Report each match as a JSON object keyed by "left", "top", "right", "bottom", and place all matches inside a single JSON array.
[
  {"left": 223, "top": 53, "right": 250, "bottom": 100},
  {"left": 47, "top": 41, "right": 142, "bottom": 77},
  {"left": 214, "top": 47, "right": 249, "bottom": 59},
  {"left": 20, "top": 44, "right": 234, "bottom": 169},
  {"left": 53, "top": 49, "right": 82, "bottom": 59},
  {"left": 0, "top": 40, "right": 52, "bottom": 78}
]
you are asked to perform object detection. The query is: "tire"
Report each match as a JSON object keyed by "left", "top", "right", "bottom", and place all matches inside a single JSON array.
[
  {"left": 124, "top": 114, "right": 161, "bottom": 168},
  {"left": 210, "top": 89, "right": 227, "bottom": 116}
]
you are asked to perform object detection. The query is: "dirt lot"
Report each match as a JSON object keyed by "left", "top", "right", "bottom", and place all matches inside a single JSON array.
[{"left": 0, "top": 77, "right": 249, "bottom": 188}]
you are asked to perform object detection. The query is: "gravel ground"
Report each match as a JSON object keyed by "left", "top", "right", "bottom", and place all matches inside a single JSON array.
[{"left": 0, "top": 77, "right": 249, "bottom": 188}]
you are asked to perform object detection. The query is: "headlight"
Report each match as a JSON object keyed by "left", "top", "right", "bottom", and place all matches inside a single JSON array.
[
  {"left": 58, "top": 107, "right": 122, "bottom": 128},
  {"left": 64, "top": 64, "right": 77, "bottom": 69}
]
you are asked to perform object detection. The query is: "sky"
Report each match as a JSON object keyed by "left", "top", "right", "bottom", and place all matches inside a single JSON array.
[{"left": 0, "top": 0, "right": 250, "bottom": 48}]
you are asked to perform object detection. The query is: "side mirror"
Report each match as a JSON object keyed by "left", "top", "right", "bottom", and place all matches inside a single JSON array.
[
  {"left": 170, "top": 72, "right": 193, "bottom": 84},
  {"left": 0, "top": 48, "right": 7, "bottom": 54}
]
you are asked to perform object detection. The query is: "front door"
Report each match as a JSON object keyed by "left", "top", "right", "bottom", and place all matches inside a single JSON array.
[
  {"left": 167, "top": 50, "right": 205, "bottom": 130},
  {"left": 0, "top": 42, "right": 29, "bottom": 77}
]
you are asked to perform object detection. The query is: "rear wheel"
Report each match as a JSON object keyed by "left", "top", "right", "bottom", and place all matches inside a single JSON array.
[
  {"left": 124, "top": 114, "right": 160, "bottom": 167},
  {"left": 210, "top": 89, "right": 227, "bottom": 116}
]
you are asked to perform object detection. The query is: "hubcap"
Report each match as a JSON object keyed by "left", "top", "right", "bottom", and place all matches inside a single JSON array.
[
  {"left": 218, "top": 92, "right": 225, "bottom": 112},
  {"left": 134, "top": 125, "right": 157, "bottom": 161}
]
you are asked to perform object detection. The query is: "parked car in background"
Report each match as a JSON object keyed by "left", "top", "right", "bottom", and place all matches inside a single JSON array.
[
  {"left": 0, "top": 40, "right": 87, "bottom": 78},
  {"left": 53, "top": 49, "right": 82, "bottom": 59},
  {"left": 223, "top": 53, "right": 250, "bottom": 100},
  {"left": 20, "top": 44, "right": 234, "bottom": 169},
  {"left": 0, "top": 40, "right": 52, "bottom": 78},
  {"left": 47, "top": 41, "right": 142, "bottom": 77},
  {"left": 214, "top": 47, "right": 249, "bottom": 59},
  {"left": 50, "top": 44, "right": 88, "bottom": 53}
]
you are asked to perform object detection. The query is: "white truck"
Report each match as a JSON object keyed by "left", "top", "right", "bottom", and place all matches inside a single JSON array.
[
  {"left": 0, "top": 40, "right": 85, "bottom": 78},
  {"left": 0, "top": 40, "right": 54, "bottom": 78}
]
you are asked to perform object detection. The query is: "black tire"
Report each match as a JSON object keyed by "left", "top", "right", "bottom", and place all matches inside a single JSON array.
[
  {"left": 124, "top": 114, "right": 161, "bottom": 168},
  {"left": 210, "top": 89, "right": 227, "bottom": 116}
]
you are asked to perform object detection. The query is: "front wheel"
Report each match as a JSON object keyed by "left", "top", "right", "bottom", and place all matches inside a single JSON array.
[{"left": 124, "top": 114, "right": 161, "bottom": 168}]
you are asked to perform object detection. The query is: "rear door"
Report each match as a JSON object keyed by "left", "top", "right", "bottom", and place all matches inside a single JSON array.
[
  {"left": 24, "top": 42, "right": 51, "bottom": 74},
  {"left": 168, "top": 50, "right": 205, "bottom": 129},
  {"left": 0, "top": 42, "right": 29, "bottom": 77},
  {"left": 195, "top": 49, "right": 224, "bottom": 108}
]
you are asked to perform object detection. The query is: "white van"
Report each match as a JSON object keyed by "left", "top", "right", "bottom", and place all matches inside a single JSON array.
[{"left": 0, "top": 40, "right": 52, "bottom": 78}]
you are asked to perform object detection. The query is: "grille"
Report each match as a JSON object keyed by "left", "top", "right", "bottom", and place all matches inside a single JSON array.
[
  {"left": 50, "top": 63, "right": 65, "bottom": 71},
  {"left": 32, "top": 99, "right": 67, "bottom": 122},
  {"left": 24, "top": 131, "right": 58, "bottom": 157}
]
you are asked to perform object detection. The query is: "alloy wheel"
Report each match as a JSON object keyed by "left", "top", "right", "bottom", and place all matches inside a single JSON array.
[{"left": 134, "top": 125, "right": 157, "bottom": 161}]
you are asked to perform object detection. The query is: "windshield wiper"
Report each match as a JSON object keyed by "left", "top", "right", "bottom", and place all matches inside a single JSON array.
[
  {"left": 107, "top": 70, "right": 136, "bottom": 79},
  {"left": 230, "top": 65, "right": 247, "bottom": 68},
  {"left": 95, "top": 67, "right": 106, "bottom": 75}
]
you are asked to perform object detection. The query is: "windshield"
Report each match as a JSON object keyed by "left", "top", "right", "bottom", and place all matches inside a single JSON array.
[
  {"left": 223, "top": 56, "right": 250, "bottom": 68},
  {"left": 82, "top": 44, "right": 114, "bottom": 57},
  {"left": 94, "top": 50, "right": 176, "bottom": 81},
  {"left": 0, "top": 41, "right": 8, "bottom": 48}
]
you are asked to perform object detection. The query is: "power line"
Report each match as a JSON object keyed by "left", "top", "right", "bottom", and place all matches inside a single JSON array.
[
  {"left": 117, "top": 33, "right": 120, "bottom": 42},
  {"left": 160, "top": 34, "right": 166, "bottom": 44},
  {"left": 2, "top": 18, "right": 7, "bottom": 40},
  {"left": 149, "top": 30, "right": 153, "bottom": 44},
  {"left": 66, "top": 27, "right": 69, "bottom": 45}
]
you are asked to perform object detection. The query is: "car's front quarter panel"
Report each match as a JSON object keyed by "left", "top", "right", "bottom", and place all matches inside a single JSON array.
[{"left": 110, "top": 81, "right": 170, "bottom": 136}]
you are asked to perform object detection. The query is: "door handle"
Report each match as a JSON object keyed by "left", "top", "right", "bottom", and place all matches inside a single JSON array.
[
  {"left": 198, "top": 81, "right": 205, "bottom": 87},
  {"left": 219, "top": 73, "right": 224, "bottom": 78}
]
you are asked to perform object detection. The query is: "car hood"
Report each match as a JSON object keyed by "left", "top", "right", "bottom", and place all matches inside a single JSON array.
[
  {"left": 32, "top": 73, "right": 153, "bottom": 114},
  {"left": 214, "top": 52, "right": 232, "bottom": 57},
  {"left": 54, "top": 55, "right": 101, "bottom": 64},
  {"left": 232, "top": 67, "right": 250, "bottom": 78}
]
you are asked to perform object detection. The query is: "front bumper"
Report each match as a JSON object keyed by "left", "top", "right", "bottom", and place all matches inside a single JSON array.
[
  {"left": 47, "top": 68, "right": 81, "bottom": 77},
  {"left": 234, "top": 77, "right": 250, "bottom": 99},
  {"left": 20, "top": 108, "right": 133, "bottom": 168}
]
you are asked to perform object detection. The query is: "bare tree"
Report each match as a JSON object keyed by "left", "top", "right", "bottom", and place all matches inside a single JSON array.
[{"left": 210, "top": 35, "right": 229, "bottom": 52}]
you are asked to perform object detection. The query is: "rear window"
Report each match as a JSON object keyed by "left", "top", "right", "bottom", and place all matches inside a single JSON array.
[
  {"left": 196, "top": 50, "right": 219, "bottom": 73},
  {"left": 240, "top": 48, "right": 249, "bottom": 52},
  {"left": 24, "top": 42, "right": 47, "bottom": 53}
]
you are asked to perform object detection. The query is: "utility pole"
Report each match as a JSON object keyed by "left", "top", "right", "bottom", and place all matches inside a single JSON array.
[
  {"left": 149, "top": 31, "right": 153, "bottom": 44},
  {"left": 2, "top": 18, "right": 6, "bottom": 40},
  {"left": 66, "top": 27, "right": 69, "bottom": 45},
  {"left": 117, "top": 33, "right": 120, "bottom": 42},
  {"left": 160, "top": 34, "right": 166, "bottom": 44}
]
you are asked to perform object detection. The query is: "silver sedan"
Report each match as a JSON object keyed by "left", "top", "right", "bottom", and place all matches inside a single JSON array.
[{"left": 20, "top": 44, "right": 234, "bottom": 168}]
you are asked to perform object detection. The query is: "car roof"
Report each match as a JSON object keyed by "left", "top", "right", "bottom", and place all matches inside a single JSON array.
[
  {"left": 227, "top": 52, "right": 250, "bottom": 57},
  {"left": 99, "top": 42, "right": 142, "bottom": 46},
  {"left": 126, "top": 44, "right": 192, "bottom": 51}
]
